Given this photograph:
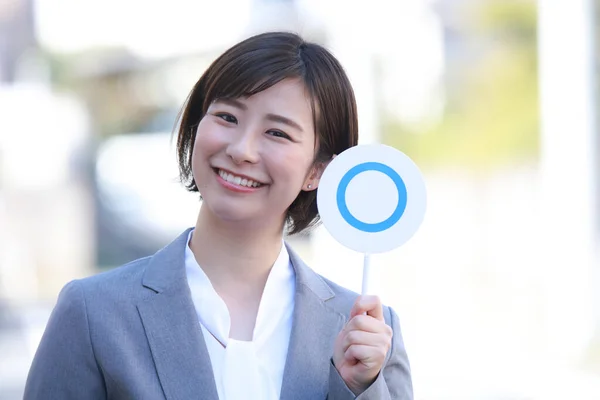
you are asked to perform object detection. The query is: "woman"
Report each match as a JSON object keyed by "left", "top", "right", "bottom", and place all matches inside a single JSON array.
[{"left": 24, "top": 32, "right": 413, "bottom": 399}]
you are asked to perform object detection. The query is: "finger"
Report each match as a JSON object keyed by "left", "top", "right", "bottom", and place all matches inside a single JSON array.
[
  {"left": 344, "top": 344, "right": 388, "bottom": 366},
  {"left": 349, "top": 295, "right": 384, "bottom": 321},
  {"left": 345, "top": 315, "right": 392, "bottom": 336},
  {"left": 342, "top": 330, "right": 391, "bottom": 353}
]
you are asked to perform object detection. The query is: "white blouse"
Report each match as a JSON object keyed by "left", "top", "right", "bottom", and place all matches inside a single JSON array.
[{"left": 184, "top": 230, "right": 296, "bottom": 400}]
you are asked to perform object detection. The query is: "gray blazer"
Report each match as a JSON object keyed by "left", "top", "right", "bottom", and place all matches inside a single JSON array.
[{"left": 24, "top": 229, "right": 413, "bottom": 399}]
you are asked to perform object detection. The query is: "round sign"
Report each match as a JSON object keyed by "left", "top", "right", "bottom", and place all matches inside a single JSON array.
[{"left": 317, "top": 144, "right": 427, "bottom": 254}]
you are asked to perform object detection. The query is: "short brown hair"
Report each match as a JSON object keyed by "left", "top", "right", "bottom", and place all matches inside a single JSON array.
[{"left": 176, "top": 31, "right": 358, "bottom": 234}]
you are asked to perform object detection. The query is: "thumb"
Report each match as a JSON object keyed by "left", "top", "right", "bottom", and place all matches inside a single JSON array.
[{"left": 349, "top": 295, "right": 384, "bottom": 321}]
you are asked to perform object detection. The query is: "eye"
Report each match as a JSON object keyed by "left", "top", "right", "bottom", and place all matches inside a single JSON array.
[
  {"left": 267, "top": 130, "right": 291, "bottom": 140},
  {"left": 214, "top": 113, "right": 237, "bottom": 124}
]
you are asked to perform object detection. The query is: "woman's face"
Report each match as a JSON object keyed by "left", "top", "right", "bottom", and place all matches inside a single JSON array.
[{"left": 191, "top": 78, "right": 319, "bottom": 228}]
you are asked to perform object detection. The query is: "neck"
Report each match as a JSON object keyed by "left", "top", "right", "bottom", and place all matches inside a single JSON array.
[{"left": 189, "top": 205, "right": 285, "bottom": 291}]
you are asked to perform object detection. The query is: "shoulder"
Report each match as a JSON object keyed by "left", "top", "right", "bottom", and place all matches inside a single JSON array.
[
  {"left": 48, "top": 254, "right": 165, "bottom": 339},
  {"left": 65, "top": 228, "right": 191, "bottom": 303},
  {"left": 71, "top": 256, "right": 152, "bottom": 301}
]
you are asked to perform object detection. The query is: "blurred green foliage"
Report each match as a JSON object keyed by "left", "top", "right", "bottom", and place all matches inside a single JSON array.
[{"left": 383, "top": 0, "right": 538, "bottom": 169}]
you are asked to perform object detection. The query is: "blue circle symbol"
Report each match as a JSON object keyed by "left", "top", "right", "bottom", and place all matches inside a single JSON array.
[{"left": 336, "top": 162, "right": 407, "bottom": 233}]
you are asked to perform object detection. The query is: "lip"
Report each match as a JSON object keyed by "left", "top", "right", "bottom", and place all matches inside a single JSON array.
[
  {"left": 212, "top": 167, "right": 267, "bottom": 185},
  {"left": 213, "top": 168, "right": 266, "bottom": 193}
]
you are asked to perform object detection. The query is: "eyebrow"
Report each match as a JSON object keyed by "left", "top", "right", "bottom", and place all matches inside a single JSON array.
[
  {"left": 265, "top": 113, "right": 304, "bottom": 133},
  {"left": 217, "top": 98, "right": 247, "bottom": 110},
  {"left": 215, "top": 97, "right": 305, "bottom": 133}
]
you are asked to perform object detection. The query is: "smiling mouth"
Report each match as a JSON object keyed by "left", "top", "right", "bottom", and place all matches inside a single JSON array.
[{"left": 214, "top": 168, "right": 265, "bottom": 188}]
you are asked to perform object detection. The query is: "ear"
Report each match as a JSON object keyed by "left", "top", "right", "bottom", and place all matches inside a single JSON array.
[{"left": 302, "top": 155, "right": 336, "bottom": 192}]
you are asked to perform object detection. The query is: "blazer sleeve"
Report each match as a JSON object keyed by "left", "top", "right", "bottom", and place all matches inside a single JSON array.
[
  {"left": 327, "top": 306, "right": 414, "bottom": 400},
  {"left": 24, "top": 280, "right": 107, "bottom": 399}
]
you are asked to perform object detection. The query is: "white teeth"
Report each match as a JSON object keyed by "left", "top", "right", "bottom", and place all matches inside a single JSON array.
[{"left": 218, "top": 169, "right": 261, "bottom": 188}]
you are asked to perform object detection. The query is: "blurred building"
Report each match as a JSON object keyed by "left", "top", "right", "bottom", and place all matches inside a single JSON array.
[
  {"left": 0, "top": 85, "right": 94, "bottom": 301},
  {"left": 0, "top": 0, "right": 36, "bottom": 83}
]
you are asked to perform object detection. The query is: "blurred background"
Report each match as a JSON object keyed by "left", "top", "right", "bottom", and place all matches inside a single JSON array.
[{"left": 0, "top": 0, "right": 599, "bottom": 398}]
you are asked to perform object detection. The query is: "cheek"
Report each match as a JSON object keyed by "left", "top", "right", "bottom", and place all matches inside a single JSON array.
[
  {"left": 193, "top": 120, "right": 222, "bottom": 160},
  {"left": 274, "top": 149, "right": 315, "bottom": 185},
  {"left": 190, "top": 129, "right": 215, "bottom": 182}
]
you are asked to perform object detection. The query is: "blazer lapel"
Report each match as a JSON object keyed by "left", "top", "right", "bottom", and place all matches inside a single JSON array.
[
  {"left": 280, "top": 245, "right": 347, "bottom": 400},
  {"left": 137, "top": 229, "right": 219, "bottom": 400}
]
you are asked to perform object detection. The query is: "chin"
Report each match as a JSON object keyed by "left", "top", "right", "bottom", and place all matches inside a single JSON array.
[
  {"left": 206, "top": 200, "right": 288, "bottom": 231},
  {"left": 204, "top": 198, "right": 259, "bottom": 223}
]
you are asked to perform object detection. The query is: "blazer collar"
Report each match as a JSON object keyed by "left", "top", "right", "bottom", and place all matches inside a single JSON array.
[
  {"left": 138, "top": 229, "right": 345, "bottom": 400},
  {"left": 141, "top": 228, "right": 193, "bottom": 294},
  {"left": 285, "top": 242, "right": 336, "bottom": 301},
  {"left": 138, "top": 228, "right": 219, "bottom": 399},
  {"left": 281, "top": 243, "right": 346, "bottom": 400}
]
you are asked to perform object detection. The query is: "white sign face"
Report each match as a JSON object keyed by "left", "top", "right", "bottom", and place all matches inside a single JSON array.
[{"left": 317, "top": 144, "right": 427, "bottom": 254}]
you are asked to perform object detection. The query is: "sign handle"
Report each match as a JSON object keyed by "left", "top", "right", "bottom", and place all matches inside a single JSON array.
[{"left": 361, "top": 253, "right": 371, "bottom": 295}]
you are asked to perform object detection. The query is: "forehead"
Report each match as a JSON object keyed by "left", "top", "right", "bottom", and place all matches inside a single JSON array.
[
  {"left": 244, "top": 79, "right": 310, "bottom": 107},
  {"left": 213, "top": 77, "right": 308, "bottom": 102}
]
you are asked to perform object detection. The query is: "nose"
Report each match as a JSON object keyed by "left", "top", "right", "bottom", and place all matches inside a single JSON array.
[{"left": 225, "top": 129, "right": 260, "bottom": 165}]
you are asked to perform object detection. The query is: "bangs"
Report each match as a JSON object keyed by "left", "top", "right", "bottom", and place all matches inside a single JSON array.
[{"left": 203, "top": 50, "right": 307, "bottom": 111}]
